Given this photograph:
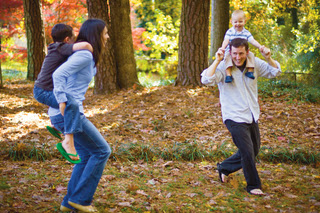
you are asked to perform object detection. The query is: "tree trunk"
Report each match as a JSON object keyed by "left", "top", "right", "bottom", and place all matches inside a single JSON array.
[
  {"left": 23, "top": 0, "right": 46, "bottom": 81},
  {"left": 0, "top": 36, "right": 2, "bottom": 88},
  {"left": 0, "top": 61, "right": 2, "bottom": 88},
  {"left": 175, "top": 0, "right": 210, "bottom": 86},
  {"left": 110, "top": 0, "right": 138, "bottom": 89},
  {"left": 86, "top": 0, "right": 119, "bottom": 94},
  {"left": 290, "top": 5, "right": 298, "bottom": 30},
  {"left": 209, "top": 0, "right": 229, "bottom": 64}
]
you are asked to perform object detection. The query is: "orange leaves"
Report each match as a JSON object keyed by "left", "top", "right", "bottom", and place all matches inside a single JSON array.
[{"left": 1, "top": 80, "right": 320, "bottom": 212}]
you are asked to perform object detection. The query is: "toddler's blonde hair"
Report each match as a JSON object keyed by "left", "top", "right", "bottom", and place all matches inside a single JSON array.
[{"left": 231, "top": 10, "right": 246, "bottom": 20}]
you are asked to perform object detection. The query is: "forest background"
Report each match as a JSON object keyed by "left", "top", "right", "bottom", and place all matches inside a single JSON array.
[
  {"left": 0, "top": 0, "right": 320, "bottom": 212},
  {"left": 1, "top": 0, "right": 320, "bottom": 88}
]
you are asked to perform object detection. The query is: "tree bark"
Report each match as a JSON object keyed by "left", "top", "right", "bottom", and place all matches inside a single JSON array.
[
  {"left": 0, "top": 61, "right": 2, "bottom": 88},
  {"left": 209, "top": 0, "right": 229, "bottom": 64},
  {"left": 175, "top": 0, "right": 210, "bottom": 86},
  {"left": 0, "top": 36, "right": 2, "bottom": 88},
  {"left": 23, "top": 0, "right": 46, "bottom": 81},
  {"left": 110, "top": 0, "right": 138, "bottom": 89},
  {"left": 86, "top": 0, "right": 119, "bottom": 94}
]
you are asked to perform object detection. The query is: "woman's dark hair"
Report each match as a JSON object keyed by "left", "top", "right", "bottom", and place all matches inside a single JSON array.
[
  {"left": 76, "top": 19, "right": 106, "bottom": 66},
  {"left": 51, "top": 24, "right": 73, "bottom": 42},
  {"left": 230, "top": 38, "right": 249, "bottom": 51}
]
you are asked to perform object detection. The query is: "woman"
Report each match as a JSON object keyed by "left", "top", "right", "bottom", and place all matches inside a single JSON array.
[{"left": 49, "top": 19, "right": 111, "bottom": 212}]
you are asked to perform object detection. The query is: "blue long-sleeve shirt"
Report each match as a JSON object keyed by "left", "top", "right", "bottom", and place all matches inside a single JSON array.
[
  {"left": 48, "top": 50, "right": 96, "bottom": 116},
  {"left": 201, "top": 57, "right": 281, "bottom": 123}
]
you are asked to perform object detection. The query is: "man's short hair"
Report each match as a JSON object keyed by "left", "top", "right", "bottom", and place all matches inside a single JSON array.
[
  {"left": 230, "top": 38, "right": 249, "bottom": 51},
  {"left": 51, "top": 24, "right": 73, "bottom": 42}
]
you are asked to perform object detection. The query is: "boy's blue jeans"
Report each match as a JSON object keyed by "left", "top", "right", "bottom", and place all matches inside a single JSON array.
[
  {"left": 33, "top": 85, "right": 82, "bottom": 134},
  {"left": 219, "top": 119, "right": 261, "bottom": 192},
  {"left": 50, "top": 114, "right": 111, "bottom": 208}
]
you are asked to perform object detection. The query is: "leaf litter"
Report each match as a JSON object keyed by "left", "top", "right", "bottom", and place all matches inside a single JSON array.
[{"left": 0, "top": 81, "right": 319, "bottom": 212}]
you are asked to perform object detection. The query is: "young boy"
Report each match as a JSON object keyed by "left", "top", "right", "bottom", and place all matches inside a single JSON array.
[
  {"left": 33, "top": 24, "right": 93, "bottom": 163},
  {"left": 220, "top": 10, "right": 269, "bottom": 83}
]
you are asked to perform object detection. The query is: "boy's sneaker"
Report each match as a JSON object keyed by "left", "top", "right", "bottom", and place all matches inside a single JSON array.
[
  {"left": 225, "top": 76, "right": 233, "bottom": 83},
  {"left": 245, "top": 71, "right": 255, "bottom": 79}
]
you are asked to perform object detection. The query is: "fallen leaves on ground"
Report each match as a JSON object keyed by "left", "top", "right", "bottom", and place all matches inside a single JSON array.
[{"left": 0, "top": 81, "right": 319, "bottom": 212}]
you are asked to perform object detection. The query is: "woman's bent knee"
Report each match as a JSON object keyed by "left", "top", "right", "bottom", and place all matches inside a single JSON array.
[{"left": 98, "top": 143, "right": 112, "bottom": 160}]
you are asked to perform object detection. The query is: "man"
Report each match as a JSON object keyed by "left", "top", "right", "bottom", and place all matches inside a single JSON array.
[{"left": 201, "top": 38, "right": 281, "bottom": 195}]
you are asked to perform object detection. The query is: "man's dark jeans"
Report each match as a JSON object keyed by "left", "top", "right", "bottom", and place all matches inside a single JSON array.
[{"left": 219, "top": 119, "right": 261, "bottom": 192}]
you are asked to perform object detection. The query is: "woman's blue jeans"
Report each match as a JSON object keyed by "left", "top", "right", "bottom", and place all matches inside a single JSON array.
[
  {"left": 34, "top": 85, "right": 81, "bottom": 134},
  {"left": 219, "top": 119, "right": 261, "bottom": 192},
  {"left": 50, "top": 114, "right": 111, "bottom": 208}
]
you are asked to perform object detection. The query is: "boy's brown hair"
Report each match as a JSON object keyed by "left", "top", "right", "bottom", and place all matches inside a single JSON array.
[{"left": 51, "top": 24, "right": 73, "bottom": 42}]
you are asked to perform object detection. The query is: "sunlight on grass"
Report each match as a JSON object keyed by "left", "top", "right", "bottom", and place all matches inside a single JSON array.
[
  {"left": 138, "top": 72, "right": 174, "bottom": 87},
  {"left": 2, "top": 61, "right": 27, "bottom": 81},
  {"left": 2, "top": 61, "right": 27, "bottom": 72},
  {"left": 2, "top": 69, "right": 27, "bottom": 81}
]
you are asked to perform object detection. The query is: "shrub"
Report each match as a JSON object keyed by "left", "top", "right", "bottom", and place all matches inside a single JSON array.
[
  {"left": 8, "top": 142, "right": 52, "bottom": 161},
  {"left": 258, "top": 79, "right": 320, "bottom": 103}
]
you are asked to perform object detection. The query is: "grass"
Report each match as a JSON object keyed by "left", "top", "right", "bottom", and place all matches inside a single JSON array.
[
  {"left": 6, "top": 138, "right": 319, "bottom": 165},
  {"left": 1, "top": 61, "right": 27, "bottom": 82},
  {"left": 112, "top": 141, "right": 319, "bottom": 165},
  {"left": 8, "top": 142, "right": 53, "bottom": 162},
  {"left": 1, "top": 66, "right": 175, "bottom": 88},
  {"left": 2, "top": 61, "right": 27, "bottom": 73},
  {"left": 2, "top": 69, "right": 27, "bottom": 82},
  {"left": 258, "top": 79, "right": 320, "bottom": 103},
  {"left": 0, "top": 179, "right": 10, "bottom": 190},
  {"left": 137, "top": 72, "right": 174, "bottom": 87},
  {"left": 259, "top": 147, "right": 320, "bottom": 164}
]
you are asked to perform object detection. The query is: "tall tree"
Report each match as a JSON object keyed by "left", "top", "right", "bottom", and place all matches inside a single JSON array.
[
  {"left": 0, "top": 1, "right": 24, "bottom": 87},
  {"left": 175, "top": 0, "right": 210, "bottom": 86},
  {"left": 0, "top": 20, "right": 3, "bottom": 88},
  {"left": 86, "top": 0, "right": 119, "bottom": 94},
  {"left": 209, "top": 0, "right": 229, "bottom": 64},
  {"left": 110, "top": 0, "right": 138, "bottom": 89},
  {"left": 23, "top": 0, "right": 46, "bottom": 81}
]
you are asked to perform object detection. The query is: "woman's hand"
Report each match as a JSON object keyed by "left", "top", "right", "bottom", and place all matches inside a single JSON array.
[{"left": 59, "top": 102, "right": 66, "bottom": 116}]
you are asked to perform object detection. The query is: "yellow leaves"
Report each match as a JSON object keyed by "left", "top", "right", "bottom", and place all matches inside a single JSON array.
[
  {"left": 44, "top": 0, "right": 56, "bottom": 4},
  {"left": 126, "top": 183, "right": 139, "bottom": 193},
  {"left": 200, "top": 161, "right": 209, "bottom": 166},
  {"left": 205, "top": 203, "right": 213, "bottom": 208},
  {"left": 103, "top": 122, "right": 120, "bottom": 131},
  {"left": 229, "top": 178, "right": 239, "bottom": 189},
  {"left": 16, "top": 142, "right": 27, "bottom": 151}
]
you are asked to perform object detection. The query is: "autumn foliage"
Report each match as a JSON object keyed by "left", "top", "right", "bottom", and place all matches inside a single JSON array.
[{"left": 0, "top": 0, "right": 148, "bottom": 63}]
